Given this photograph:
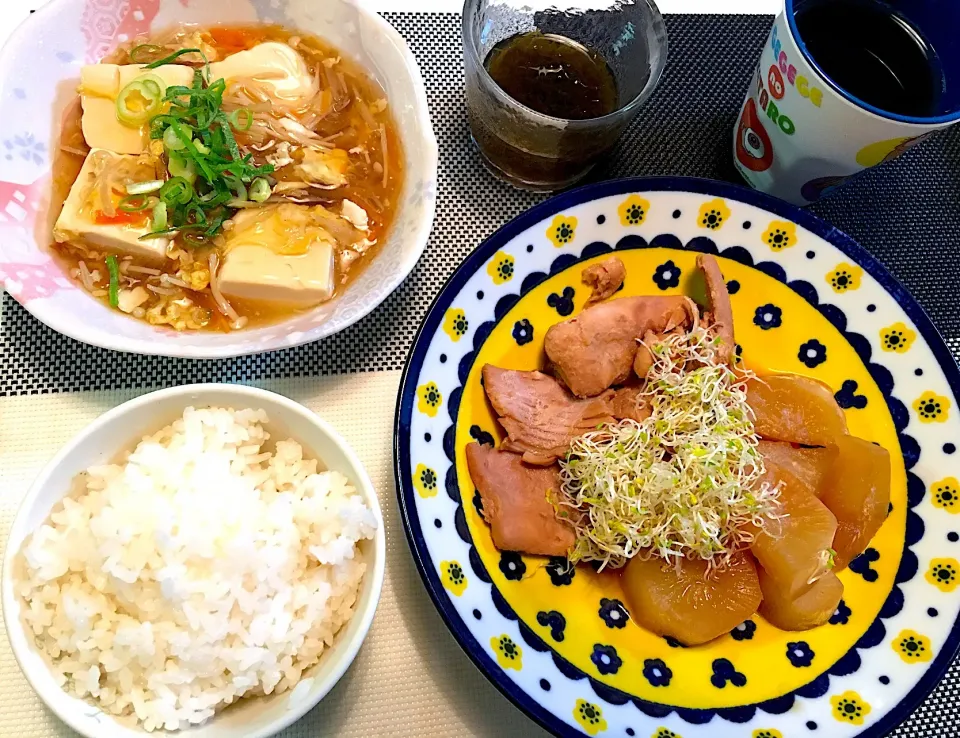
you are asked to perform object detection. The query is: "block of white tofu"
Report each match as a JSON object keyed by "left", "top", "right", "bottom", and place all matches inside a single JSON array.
[
  {"left": 52, "top": 149, "right": 169, "bottom": 262},
  {"left": 209, "top": 42, "right": 317, "bottom": 103},
  {"left": 79, "top": 64, "right": 194, "bottom": 154},
  {"left": 218, "top": 204, "right": 335, "bottom": 306}
]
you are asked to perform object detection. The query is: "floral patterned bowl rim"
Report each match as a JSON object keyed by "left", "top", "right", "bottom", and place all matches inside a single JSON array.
[
  {"left": 394, "top": 176, "right": 960, "bottom": 737},
  {"left": 0, "top": 0, "right": 438, "bottom": 358}
]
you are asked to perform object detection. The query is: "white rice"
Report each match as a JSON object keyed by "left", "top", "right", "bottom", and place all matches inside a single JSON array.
[{"left": 16, "top": 407, "right": 377, "bottom": 732}]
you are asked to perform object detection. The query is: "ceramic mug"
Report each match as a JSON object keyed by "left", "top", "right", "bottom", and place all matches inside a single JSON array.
[{"left": 733, "top": 0, "right": 960, "bottom": 204}]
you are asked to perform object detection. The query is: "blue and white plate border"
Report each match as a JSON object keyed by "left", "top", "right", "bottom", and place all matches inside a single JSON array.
[{"left": 393, "top": 176, "right": 960, "bottom": 738}]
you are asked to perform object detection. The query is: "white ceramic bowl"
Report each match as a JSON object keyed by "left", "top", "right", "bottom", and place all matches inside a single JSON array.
[
  {"left": 0, "top": 0, "right": 437, "bottom": 358},
  {"left": 1, "top": 383, "right": 386, "bottom": 738}
]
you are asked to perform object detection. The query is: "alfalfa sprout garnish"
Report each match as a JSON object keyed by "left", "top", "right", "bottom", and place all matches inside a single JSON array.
[{"left": 556, "top": 326, "right": 783, "bottom": 571}]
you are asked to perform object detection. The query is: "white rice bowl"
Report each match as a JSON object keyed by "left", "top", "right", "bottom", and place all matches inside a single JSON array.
[{"left": 13, "top": 406, "right": 377, "bottom": 733}]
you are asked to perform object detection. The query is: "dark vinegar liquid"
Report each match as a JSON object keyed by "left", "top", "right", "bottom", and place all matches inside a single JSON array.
[
  {"left": 468, "top": 32, "right": 621, "bottom": 190},
  {"left": 484, "top": 32, "right": 618, "bottom": 120},
  {"left": 795, "top": 0, "right": 943, "bottom": 117}
]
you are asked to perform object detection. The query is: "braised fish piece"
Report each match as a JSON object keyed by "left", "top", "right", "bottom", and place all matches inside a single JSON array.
[
  {"left": 544, "top": 296, "right": 698, "bottom": 397},
  {"left": 465, "top": 443, "right": 574, "bottom": 557},
  {"left": 482, "top": 365, "right": 614, "bottom": 465},
  {"left": 697, "top": 254, "right": 736, "bottom": 364},
  {"left": 610, "top": 384, "right": 651, "bottom": 423},
  {"left": 633, "top": 329, "right": 662, "bottom": 379},
  {"left": 583, "top": 256, "right": 626, "bottom": 306}
]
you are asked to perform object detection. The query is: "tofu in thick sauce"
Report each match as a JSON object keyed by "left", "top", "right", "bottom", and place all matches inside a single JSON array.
[
  {"left": 50, "top": 24, "right": 403, "bottom": 332},
  {"left": 219, "top": 204, "right": 341, "bottom": 305},
  {"left": 53, "top": 148, "right": 169, "bottom": 262}
]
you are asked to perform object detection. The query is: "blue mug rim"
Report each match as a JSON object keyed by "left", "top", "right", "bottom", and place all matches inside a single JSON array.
[{"left": 784, "top": 0, "right": 960, "bottom": 125}]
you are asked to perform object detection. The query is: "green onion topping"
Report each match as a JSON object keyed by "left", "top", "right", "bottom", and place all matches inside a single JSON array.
[
  {"left": 129, "top": 44, "right": 164, "bottom": 63},
  {"left": 126, "top": 180, "right": 164, "bottom": 195},
  {"left": 151, "top": 201, "right": 168, "bottom": 232},
  {"left": 116, "top": 79, "right": 164, "bottom": 127},
  {"left": 159, "top": 177, "right": 194, "bottom": 206},
  {"left": 144, "top": 48, "right": 205, "bottom": 70},
  {"left": 168, "top": 153, "right": 197, "bottom": 183},
  {"left": 162, "top": 125, "right": 187, "bottom": 151},
  {"left": 118, "top": 194, "right": 152, "bottom": 213},
  {"left": 141, "top": 68, "right": 274, "bottom": 242},
  {"left": 228, "top": 108, "right": 253, "bottom": 131},
  {"left": 106, "top": 255, "right": 120, "bottom": 308},
  {"left": 249, "top": 177, "right": 271, "bottom": 202}
]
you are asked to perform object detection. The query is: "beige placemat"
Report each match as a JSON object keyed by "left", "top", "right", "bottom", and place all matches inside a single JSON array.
[{"left": 0, "top": 372, "right": 550, "bottom": 737}]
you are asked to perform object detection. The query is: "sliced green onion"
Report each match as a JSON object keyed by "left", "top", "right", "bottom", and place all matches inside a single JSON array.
[
  {"left": 183, "top": 232, "right": 208, "bottom": 248},
  {"left": 163, "top": 126, "right": 187, "bottom": 151},
  {"left": 227, "top": 179, "right": 248, "bottom": 202},
  {"left": 214, "top": 110, "right": 242, "bottom": 162},
  {"left": 138, "top": 228, "right": 180, "bottom": 240},
  {"left": 118, "top": 194, "right": 152, "bottom": 213},
  {"left": 142, "top": 61, "right": 275, "bottom": 242},
  {"left": 201, "top": 190, "right": 232, "bottom": 208},
  {"left": 249, "top": 178, "right": 271, "bottom": 202},
  {"left": 126, "top": 180, "right": 164, "bottom": 195},
  {"left": 168, "top": 153, "right": 197, "bottom": 183},
  {"left": 228, "top": 108, "right": 253, "bottom": 131},
  {"left": 144, "top": 48, "right": 204, "bottom": 69},
  {"left": 184, "top": 202, "right": 208, "bottom": 226},
  {"left": 136, "top": 74, "right": 165, "bottom": 98},
  {"left": 151, "top": 201, "right": 168, "bottom": 232},
  {"left": 129, "top": 44, "right": 164, "bottom": 63},
  {"left": 170, "top": 120, "right": 215, "bottom": 182},
  {"left": 106, "top": 255, "right": 119, "bottom": 308},
  {"left": 198, "top": 186, "right": 223, "bottom": 203},
  {"left": 116, "top": 80, "right": 163, "bottom": 127},
  {"left": 159, "top": 176, "right": 193, "bottom": 206}
]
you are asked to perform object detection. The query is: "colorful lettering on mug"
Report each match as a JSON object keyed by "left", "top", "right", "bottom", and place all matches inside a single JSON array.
[
  {"left": 768, "top": 65, "right": 785, "bottom": 100},
  {"left": 764, "top": 100, "right": 797, "bottom": 135},
  {"left": 778, "top": 54, "right": 798, "bottom": 86},
  {"left": 770, "top": 24, "right": 823, "bottom": 108},
  {"left": 755, "top": 70, "right": 796, "bottom": 136}
]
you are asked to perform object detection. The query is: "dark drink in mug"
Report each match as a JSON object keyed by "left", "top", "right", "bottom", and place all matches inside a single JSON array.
[
  {"left": 734, "top": 0, "right": 960, "bottom": 204},
  {"left": 795, "top": 0, "right": 944, "bottom": 119}
]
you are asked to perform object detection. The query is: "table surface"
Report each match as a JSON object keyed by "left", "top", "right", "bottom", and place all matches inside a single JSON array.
[{"left": 1, "top": 2, "right": 957, "bottom": 738}]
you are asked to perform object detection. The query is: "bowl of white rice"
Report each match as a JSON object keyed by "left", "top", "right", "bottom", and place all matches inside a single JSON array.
[{"left": 1, "top": 384, "right": 385, "bottom": 737}]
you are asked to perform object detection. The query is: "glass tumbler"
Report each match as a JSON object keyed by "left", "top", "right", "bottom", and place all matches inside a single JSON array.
[{"left": 463, "top": 0, "right": 668, "bottom": 192}]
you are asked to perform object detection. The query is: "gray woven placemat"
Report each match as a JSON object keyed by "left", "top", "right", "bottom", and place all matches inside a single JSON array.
[{"left": 1, "top": 12, "right": 958, "bottom": 736}]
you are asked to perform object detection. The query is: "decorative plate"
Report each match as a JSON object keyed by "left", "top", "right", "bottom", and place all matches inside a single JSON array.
[
  {"left": 0, "top": 0, "right": 437, "bottom": 358},
  {"left": 394, "top": 177, "right": 960, "bottom": 738}
]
